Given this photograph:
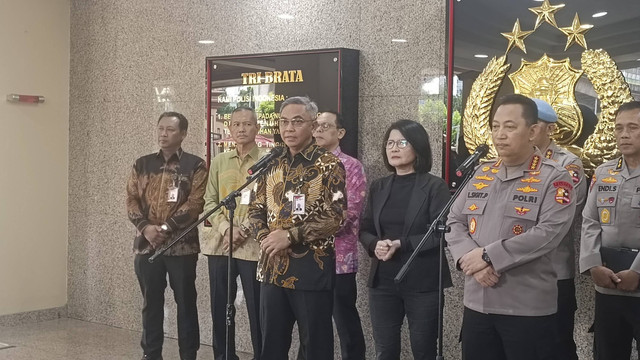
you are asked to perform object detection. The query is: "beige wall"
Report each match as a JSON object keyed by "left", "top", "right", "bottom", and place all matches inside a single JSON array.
[{"left": 0, "top": 0, "right": 70, "bottom": 316}]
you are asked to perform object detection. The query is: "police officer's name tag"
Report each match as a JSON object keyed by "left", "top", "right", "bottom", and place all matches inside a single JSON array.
[
  {"left": 292, "top": 194, "right": 305, "bottom": 215},
  {"left": 167, "top": 187, "right": 178, "bottom": 202},
  {"left": 240, "top": 188, "right": 252, "bottom": 205}
]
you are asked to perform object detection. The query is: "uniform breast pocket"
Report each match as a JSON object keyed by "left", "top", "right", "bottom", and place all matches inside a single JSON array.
[
  {"left": 461, "top": 199, "right": 487, "bottom": 239},
  {"left": 595, "top": 192, "right": 617, "bottom": 226},
  {"left": 500, "top": 202, "right": 540, "bottom": 237}
]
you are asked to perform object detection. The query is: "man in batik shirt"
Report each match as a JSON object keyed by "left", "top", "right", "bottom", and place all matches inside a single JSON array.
[
  {"left": 248, "top": 97, "right": 346, "bottom": 360},
  {"left": 126, "top": 112, "right": 208, "bottom": 360}
]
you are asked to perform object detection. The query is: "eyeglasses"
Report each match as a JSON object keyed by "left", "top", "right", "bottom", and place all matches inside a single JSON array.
[
  {"left": 385, "top": 139, "right": 409, "bottom": 149},
  {"left": 314, "top": 122, "right": 340, "bottom": 132},
  {"left": 278, "top": 117, "right": 312, "bottom": 128}
]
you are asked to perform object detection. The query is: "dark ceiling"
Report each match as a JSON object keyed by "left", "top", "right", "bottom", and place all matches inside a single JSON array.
[{"left": 453, "top": 0, "right": 640, "bottom": 73}]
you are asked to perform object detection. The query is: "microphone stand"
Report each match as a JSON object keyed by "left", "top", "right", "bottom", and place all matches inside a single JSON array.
[
  {"left": 149, "top": 164, "right": 270, "bottom": 360},
  {"left": 394, "top": 166, "right": 476, "bottom": 360}
]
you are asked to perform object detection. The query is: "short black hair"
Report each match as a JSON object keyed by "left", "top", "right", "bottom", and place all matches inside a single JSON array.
[
  {"left": 231, "top": 106, "right": 258, "bottom": 122},
  {"left": 494, "top": 94, "right": 538, "bottom": 126},
  {"left": 382, "top": 119, "right": 433, "bottom": 173},
  {"left": 320, "top": 110, "right": 344, "bottom": 129},
  {"left": 158, "top": 111, "right": 188, "bottom": 132},
  {"left": 615, "top": 101, "right": 640, "bottom": 118}
]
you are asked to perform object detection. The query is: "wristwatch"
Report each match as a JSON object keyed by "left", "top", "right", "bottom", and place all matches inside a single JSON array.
[{"left": 482, "top": 248, "right": 492, "bottom": 265}]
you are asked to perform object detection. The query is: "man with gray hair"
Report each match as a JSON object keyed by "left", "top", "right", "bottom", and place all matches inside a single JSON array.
[{"left": 248, "top": 96, "right": 347, "bottom": 360}]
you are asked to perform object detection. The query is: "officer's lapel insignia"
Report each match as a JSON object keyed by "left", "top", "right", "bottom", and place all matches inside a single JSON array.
[
  {"left": 602, "top": 177, "right": 618, "bottom": 184},
  {"left": 473, "top": 182, "right": 490, "bottom": 190},
  {"left": 517, "top": 185, "right": 538, "bottom": 193},
  {"left": 468, "top": 204, "right": 479, "bottom": 211},
  {"left": 600, "top": 208, "right": 611, "bottom": 224},
  {"left": 469, "top": 217, "right": 477, "bottom": 234},
  {"left": 608, "top": 169, "right": 620, "bottom": 176},
  {"left": 475, "top": 175, "right": 494, "bottom": 181},
  {"left": 529, "top": 170, "right": 541, "bottom": 176},
  {"left": 545, "top": 149, "right": 553, "bottom": 159},
  {"left": 529, "top": 155, "right": 541, "bottom": 170},
  {"left": 493, "top": 159, "right": 502, "bottom": 168},
  {"left": 512, "top": 224, "right": 524, "bottom": 235},
  {"left": 616, "top": 157, "right": 623, "bottom": 171},
  {"left": 514, "top": 206, "right": 530, "bottom": 215},
  {"left": 491, "top": 168, "right": 500, "bottom": 174},
  {"left": 482, "top": 166, "right": 491, "bottom": 172}
]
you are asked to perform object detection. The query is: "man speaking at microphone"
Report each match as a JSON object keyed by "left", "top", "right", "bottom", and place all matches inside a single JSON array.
[
  {"left": 202, "top": 106, "right": 267, "bottom": 360},
  {"left": 446, "top": 94, "right": 576, "bottom": 360},
  {"left": 126, "top": 112, "right": 208, "bottom": 360},
  {"left": 248, "top": 96, "right": 347, "bottom": 360}
]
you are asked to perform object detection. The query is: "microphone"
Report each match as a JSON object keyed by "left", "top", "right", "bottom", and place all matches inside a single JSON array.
[
  {"left": 247, "top": 147, "right": 285, "bottom": 175},
  {"left": 455, "top": 144, "right": 489, "bottom": 177}
]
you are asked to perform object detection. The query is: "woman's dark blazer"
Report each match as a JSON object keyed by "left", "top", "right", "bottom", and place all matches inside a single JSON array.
[{"left": 359, "top": 172, "right": 453, "bottom": 291}]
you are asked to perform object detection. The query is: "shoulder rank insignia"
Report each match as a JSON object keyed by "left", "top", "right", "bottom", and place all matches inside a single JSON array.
[
  {"left": 602, "top": 177, "right": 618, "bottom": 184},
  {"left": 468, "top": 204, "right": 479, "bottom": 211},
  {"left": 473, "top": 182, "right": 490, "bottom": 190},
  {"left": 545, "top": 149, "right": 553, "bottom": 159},
  {"left": 616, "top": 157, "right": 623, "bottom": 171},
  {"left": 521, "top": 177, "right": 541, "bottom": 183},
  {"left": 514, "top": 206, "right": 530, "bottom": 215},
  {"left": 529, "top": 155, "right": 541, "bottom": 170},
  {"left": 475, "top": 175, "right": 494, "bottom": 181},
  {"left": 517, "top": 185, "right": 538, "bottom": 193}
]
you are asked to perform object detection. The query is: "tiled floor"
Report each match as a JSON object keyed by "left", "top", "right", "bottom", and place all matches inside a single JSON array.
[{"left": 0, "top": 318, "right": 253, "bottom": 360}]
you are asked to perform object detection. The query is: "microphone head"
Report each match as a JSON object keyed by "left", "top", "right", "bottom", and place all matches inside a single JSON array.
[
  {"left": 269, "top": 146, "right": 285, "bottom": 157},
  {"left": 476, "top": 144, "right": 489, "bottom": 156}
]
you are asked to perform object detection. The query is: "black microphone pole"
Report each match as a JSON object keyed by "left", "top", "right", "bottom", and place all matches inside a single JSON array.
[{"left": 394, "top": 164, "right": 476, "bottom": 360}]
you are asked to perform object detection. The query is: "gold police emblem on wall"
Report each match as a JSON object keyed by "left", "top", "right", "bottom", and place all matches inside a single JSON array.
[{"left": 462, "top": 0, "right": 634, "bottom": 175}]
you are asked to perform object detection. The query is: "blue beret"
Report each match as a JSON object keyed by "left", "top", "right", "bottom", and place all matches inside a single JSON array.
[{"left": 531, "top": 98, "right": 557, "bottom": 123}]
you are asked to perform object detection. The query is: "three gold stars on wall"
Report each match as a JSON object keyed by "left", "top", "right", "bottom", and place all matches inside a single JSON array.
[{"left": 500, "top": 0, "right": 593, "bottom": 54}]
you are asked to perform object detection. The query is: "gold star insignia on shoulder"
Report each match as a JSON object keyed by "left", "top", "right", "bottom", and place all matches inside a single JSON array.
[
  {"left": 559, "top": 13, "right": 593, "bottom": 50},
  {"left": 502, "top": 18, "right": 534, "bottom": 54},
  {"left": 528, "top": 0, "right": 565, "bottom": 29}
]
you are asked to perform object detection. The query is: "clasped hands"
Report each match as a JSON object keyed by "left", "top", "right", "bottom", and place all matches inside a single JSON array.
[
  {"left": 222, "top": 226, "right": 249, "bottom": 253},
  {"left": 143, "top": 225, "right": 169, "bottom": 249},
  {"left": 260, "top": 229, "right": 291, "bottom": 261},
  {"left": 459, "top": 247, "right": 500, "bottom": 288},
  {"left": 374, "top": 239, "right": 401, "bottom": 261},
  {"left": 590, "top": 266, "right": 640, "bottom": 292}
]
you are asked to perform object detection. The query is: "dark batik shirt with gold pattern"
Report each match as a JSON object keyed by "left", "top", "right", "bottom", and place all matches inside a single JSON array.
[
  {"left": 126, "top": 148, "right": 208, "bottom": 256},
  {"left": 248, "top": 143, "right": 347, "bottom": 291}
]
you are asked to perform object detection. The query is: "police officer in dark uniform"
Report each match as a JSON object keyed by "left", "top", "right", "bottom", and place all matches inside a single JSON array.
[
  {"left": 447, "top": 94, "right": 576, "bottom": 360},
  {"left": 580, "top": 101, "right": 640, "bottom": 360}
]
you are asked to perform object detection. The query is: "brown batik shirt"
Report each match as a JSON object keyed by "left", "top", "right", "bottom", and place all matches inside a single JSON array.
[
  {"left": 126, "top": 148, "right": 208, "bottom": 256},
  {"left": 248, "top": 143, "right": 347, "bottom": 291}
]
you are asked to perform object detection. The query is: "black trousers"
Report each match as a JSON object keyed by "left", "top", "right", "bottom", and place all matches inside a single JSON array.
[
  {"left": 461, "top": 307, "right": 556, "bottom": 360},
  {"left": 594, "top": 291, "right": 640, "bottom": 360},
  {"left": 369, "top": 286, "right": 440, "bottom": 360},
  {"left": 134, "top": 253, "right": 200, "bottom": 360},
  {"left": 260, "top": 283, "right": 334, "bottom": 360},
  {"left": 296, "top": 273, "right": 366, "bottom": 360},
  {"left": 556, "top": 279, "right": 578, "bottom": 360},
  {"left": 207, "top": 255, "right": 261, "bottom": 360}
]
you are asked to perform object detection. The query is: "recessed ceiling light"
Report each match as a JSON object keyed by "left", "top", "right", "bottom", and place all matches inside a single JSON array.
[
  {"left": 474, "top": 54, "right": 488, "bottom": 58},
  {"left": 534, "top": 0, "right": 544, "bottom": 2},
  {"left": 278, "top": 14, "right": 294, "bottom": 19},
  {"left": 198, "top": 40, "right": 215, "bottom": 44},
  {"left": 581, "top": 24, "right": 594, "bottom": 29},
  {"left": 592, "top": 11, "right": 607, "bottom": 18},
  {"left": 391, "top": 39, "right": 408, "bottom": 43}
]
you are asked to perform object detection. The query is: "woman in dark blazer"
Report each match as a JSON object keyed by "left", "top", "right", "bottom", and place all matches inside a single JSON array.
[{"left": 360, "top": 119, "right": 452, "bottom": 360}]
